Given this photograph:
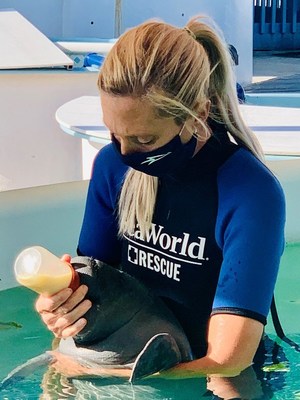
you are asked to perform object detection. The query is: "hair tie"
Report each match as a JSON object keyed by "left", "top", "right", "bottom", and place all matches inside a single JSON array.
[{"left": 182, "top": 27, "right": 196, "bottom": 40}]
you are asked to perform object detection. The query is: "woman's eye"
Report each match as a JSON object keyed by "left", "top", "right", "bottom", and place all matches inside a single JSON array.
[
  {"left": 135, "top": 137, "right": 155, "bottom": 145},
  {"left": 111, "top": 133, "right": 156, "bottom": 146}
]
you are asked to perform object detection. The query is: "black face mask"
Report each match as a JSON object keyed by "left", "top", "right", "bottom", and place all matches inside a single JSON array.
[{"left": 112, "top": 132, "right": 198, "bottom": 177}]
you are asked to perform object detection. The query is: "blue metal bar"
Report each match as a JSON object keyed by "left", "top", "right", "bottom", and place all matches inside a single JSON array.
[
  {"left": 260, "top": 0, "right": 266, "bottom": 33},
  {"left": 282, "top": 0, "right": 287, "bottom": 33},
  {"left": 292, "top": 0, "right": 297, "bottom": 33},
  {"left": 271, "top": 0, "right": 277, "bottom": 33}
]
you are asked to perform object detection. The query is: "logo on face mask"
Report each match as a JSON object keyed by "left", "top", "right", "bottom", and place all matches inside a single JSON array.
[
  {"left": 112, "top": 132, "right": 198, "bottom": 177},
  {"left": 141, "top": 152, "right": 172, "bottom": 165}
]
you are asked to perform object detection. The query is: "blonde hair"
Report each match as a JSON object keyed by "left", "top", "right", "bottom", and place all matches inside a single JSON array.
[{"left": 98, "top": 16, "right": 264, "bottom": 238}]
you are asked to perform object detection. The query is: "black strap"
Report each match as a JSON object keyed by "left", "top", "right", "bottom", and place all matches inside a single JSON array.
[{"left": 271, "top": 295, "right": 300, "bottom": 352}]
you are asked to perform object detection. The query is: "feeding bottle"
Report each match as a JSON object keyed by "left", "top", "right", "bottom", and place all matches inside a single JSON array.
[{"left": 14, "top": 246, "right": 79, "bottom": 296}]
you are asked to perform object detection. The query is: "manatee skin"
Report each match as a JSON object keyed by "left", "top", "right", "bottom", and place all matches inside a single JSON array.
[
  {"left": 58, "top": 257, "right": 193, "bottom": 368},
  {"left": 1, "top": 258, "right": 193, "bottom": 387}
]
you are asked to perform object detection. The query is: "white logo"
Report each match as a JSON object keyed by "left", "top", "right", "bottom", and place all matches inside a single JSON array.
[
  {"left": 140, "top": 152, "right": 172, "bottom": 165},
  {"left": 127, "top": 223, "right": 208, "bottom": 264}
]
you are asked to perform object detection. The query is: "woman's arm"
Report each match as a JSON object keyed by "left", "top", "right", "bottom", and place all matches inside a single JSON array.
[
  {"left": 158, "top": 313, "right": 264, "bottom": 378},
  {"left": 207, "top": 365, "right": 264, "bottom": 399}
]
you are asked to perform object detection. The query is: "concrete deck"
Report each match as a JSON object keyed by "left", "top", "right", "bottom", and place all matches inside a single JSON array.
[{"left": 246, "top": 51, "right": 300, "bottom": 93}]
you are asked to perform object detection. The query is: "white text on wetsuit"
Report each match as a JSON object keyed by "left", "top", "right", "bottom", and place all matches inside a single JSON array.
[{"left": 125, "top": 223, "right": 208, "bottom": 282}]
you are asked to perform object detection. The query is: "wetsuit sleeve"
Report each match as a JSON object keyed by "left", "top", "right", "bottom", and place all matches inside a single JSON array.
[
  {"left": 213, "top": 150, "right": 286, "bottom": 324},
  {"left": 77, "top": 144, "right": 128, "bottom": 264}
]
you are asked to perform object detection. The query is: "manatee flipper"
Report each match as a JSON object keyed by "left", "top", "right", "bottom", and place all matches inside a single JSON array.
[
  {"left": 0, "top": 352, "right": 53, "bottom": 389},
  {"left": 129, "top": 333, "right": 181, "bottom": 383}
]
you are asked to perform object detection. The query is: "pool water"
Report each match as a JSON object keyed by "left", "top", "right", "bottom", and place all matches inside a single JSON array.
[
  {"left": 245, "top": 93, "right": 300, "bottom": 108},
  {"left": 0, "top": 244, "right": 300, "bottom": 399}
]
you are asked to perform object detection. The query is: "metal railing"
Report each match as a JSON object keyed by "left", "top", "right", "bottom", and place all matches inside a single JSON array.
[
  {"left": 254, "top": 0, "right": 299, "bottom": 34},
  {"left": 254, "top": 0, "right": 300, "bottom": 49}
]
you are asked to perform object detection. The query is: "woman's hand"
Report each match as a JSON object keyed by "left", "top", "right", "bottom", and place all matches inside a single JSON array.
[
  {"left": 49, "top": 351, "right": 132, "bottom": 379},
  {"left": 35, "top": 254, "right": 92, "bottom": 338}
]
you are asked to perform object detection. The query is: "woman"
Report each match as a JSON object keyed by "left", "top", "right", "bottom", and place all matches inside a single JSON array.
[{"left": 36, "top": 16, "right": 285, "bottom": 379}]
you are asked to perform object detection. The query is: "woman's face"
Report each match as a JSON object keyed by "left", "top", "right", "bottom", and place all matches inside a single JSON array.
[{"left": 100, "top": 91, "right": 193, "bottom": 155}]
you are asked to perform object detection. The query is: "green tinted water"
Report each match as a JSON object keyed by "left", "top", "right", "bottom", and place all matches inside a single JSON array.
[{"left": 0, "top": 243, "right": 300, "bottom": 399}]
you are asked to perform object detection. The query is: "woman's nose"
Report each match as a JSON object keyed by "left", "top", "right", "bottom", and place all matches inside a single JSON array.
[{"left": 119, "top": 139, "right": 135, "bottom": 155}]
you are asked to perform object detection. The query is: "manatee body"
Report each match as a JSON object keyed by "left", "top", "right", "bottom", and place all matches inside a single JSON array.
[
  {"left": 58, "top": 257, "right": 193, "bottom": 381},
  {"left": 1, "top": 257, "right": 193, "bottom": 387}
]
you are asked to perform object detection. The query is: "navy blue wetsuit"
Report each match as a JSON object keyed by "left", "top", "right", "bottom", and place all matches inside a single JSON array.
[{"left": 78, "top": 129, "right": 285, "bottom": 358}]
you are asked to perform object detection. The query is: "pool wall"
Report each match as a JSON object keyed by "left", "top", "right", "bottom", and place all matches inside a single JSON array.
[
  {"left": 0, "top": 180, "right": 88, "bottom": 291},
  {"left": 266, "top": 157, "right": 300, "bottom": 242}
]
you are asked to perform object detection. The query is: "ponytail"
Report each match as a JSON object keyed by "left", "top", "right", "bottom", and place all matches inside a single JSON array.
[{"left": 186, "top": 17, "right": 264, "bottom": 160}]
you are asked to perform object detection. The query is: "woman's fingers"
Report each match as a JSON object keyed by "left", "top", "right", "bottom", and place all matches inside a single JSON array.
[
  {"left": 35, "top": 284, "right": 92, "bottom": 338},
  {"left": 61, "top": 254, "right": 72, "bottom": 263},
  {"left": 56, "top": 317, "right": 88, "bottom": 338},
  {"left": 55, "top": 285, "right": 89, "bottom": 315},
  {"left": 50, "top": 300, "right": 92, "bottom": 337},
  {"left": 35, "top": 287, "right": 73, "bottom": 314}
]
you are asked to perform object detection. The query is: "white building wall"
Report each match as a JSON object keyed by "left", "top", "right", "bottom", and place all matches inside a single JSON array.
[
  {"left": 0, "top": 70, "right": 99, "bottom": 191},
  {"left": 62, "top": 0, "right": 115, "bottom": 38},
  {"left": 0, "top": 0, "right": 63, "bottom": 37},
  {"left": 63, "top": 0, "right": 253, "bottom": 84},
  {"left": 0, "top": 0, "right": 254, "bottom": 83}
]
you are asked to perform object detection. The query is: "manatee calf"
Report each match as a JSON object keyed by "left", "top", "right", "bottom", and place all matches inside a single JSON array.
[{"left": 1, "top": 257, "right": 193, "bottom": 387}]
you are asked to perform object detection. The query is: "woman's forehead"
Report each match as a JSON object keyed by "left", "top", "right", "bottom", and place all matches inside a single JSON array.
[
  {"left": 100, "top": 91, "right": 181, "bottom": 138},
  {"left": 100, "top": 92, "right": 152, "bottom": 114},
  {"left": 101, "top": 92, "right": 162, "bottom": 130}
]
